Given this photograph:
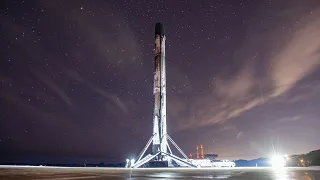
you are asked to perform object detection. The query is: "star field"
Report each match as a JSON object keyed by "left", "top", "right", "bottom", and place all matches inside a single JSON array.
[{"left": 1, "top": 0, "right": 320, "bottom": 164}]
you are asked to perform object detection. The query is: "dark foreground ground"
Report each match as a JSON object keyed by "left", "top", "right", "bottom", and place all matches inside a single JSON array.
[{"left": 0, "top": 166, "right": 319, "bottom": 180}]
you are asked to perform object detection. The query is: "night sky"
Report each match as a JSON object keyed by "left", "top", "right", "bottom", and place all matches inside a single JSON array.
[{"left": 1, "top": 0, "right": 320, "bottom": 164}]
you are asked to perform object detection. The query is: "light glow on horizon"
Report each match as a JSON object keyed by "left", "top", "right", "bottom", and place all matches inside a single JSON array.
[{"left": 271, "top": 155, "right": 286, "bottom": 168}]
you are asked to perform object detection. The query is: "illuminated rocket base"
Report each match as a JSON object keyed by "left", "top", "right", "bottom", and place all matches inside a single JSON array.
[{"left": 127, "top": 23, "right": 196, "bottom": 168}]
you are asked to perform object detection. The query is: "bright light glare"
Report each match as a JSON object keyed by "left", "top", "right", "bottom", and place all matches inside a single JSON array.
[
  {"left": 130, "top": 159, "right": 135, "bottom": 165},
  {"left": 271, "top": 155, "right": 285, "bottom": 168}
]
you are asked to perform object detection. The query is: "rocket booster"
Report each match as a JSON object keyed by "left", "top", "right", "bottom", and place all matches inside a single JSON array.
[
  {"left": 131, "top": 23, "right": 193, "bottom": 167},
  {"left": 152, "top": 23, "right": 167, "bottom": 156}
]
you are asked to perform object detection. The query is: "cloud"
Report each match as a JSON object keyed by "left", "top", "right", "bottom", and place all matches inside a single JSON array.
[
  {"left": 31, "top": 69, "right": 72, "bottom": 106},
  {"left": 270, "top": 11, "right": 320, "bottom": 97},
  {"left": 0, "top": 90, "right": 67, "bottom": 126},
  {"left": 214, "top": 65, "right": 255, "bottom": 100},
  {"left": 67, "top": 70, "right": 128, "bottom": 113},
  {"left": 278, "top": 116, "right": 301, "bottom": 123},
  {"left": 66, "top": 1, "right": 142, "bottom": 71},
  {"left": 236, "top": 132, "right": 244, "bottom": 140},
  {"left": 172, "top": 8, "right": 320, "bottom": 131},
  {"left": 171, "top": 64, "right": 264, "bottom": 130}
]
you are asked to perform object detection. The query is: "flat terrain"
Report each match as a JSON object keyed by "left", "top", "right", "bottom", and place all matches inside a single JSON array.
[{"left": 0, "top": 166, "right": 319, "bottom": 179}]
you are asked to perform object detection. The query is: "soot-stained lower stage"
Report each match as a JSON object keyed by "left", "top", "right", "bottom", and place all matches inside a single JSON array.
[{"left": 1, "top": 166, "right": 320, "bottom": 179}]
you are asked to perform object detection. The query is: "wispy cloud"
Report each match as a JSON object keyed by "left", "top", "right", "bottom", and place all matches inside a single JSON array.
[
  {"left": 66, "top": 1, "right": 142, "bottom": 71},
  {"left": 31, "top": 69, "right": 72, "bottom": 106},
  {"left": 278, "top": 116, "right": 301, "bottom": 123},
  {"left": 236, "top": 132, "right": 244, "bottom": 140},
  {"left": 171, "top": 8, "right": 320, "bottom": 131},
  {"left": 270, "top": 11, "right": 320, "bottom": 97},
  {"left": 214, "top": 65, "right": 255, "bottom": 100},
  {"left": 0, "top": 90, "right": 67, "bottom": 126},
  {"left": 67, "top": 70, "right": 129, "bottom": 113}
]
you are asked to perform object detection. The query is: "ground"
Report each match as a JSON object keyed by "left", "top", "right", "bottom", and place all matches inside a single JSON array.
[{"left": 0, "top": 166, "right": 319, "bottom": 179}]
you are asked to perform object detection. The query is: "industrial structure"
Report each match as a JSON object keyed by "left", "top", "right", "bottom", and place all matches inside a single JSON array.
[
  {"left": 127, "top": 23, "right": 196, "bottom": 168},
  {"left": 189, "top": 144, "right": 205, "bottom": 159},
  {"left": 197, "top": 144, "right": 205, "bottom": 159}
]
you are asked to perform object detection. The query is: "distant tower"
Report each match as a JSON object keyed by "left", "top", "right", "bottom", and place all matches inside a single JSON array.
[
  {"left": 201, "top": 144, "right": 204, "bottom": 159},
  {"left": 196, "top": 145, "right": 200, "bottom": 159},
  {"left": 128, "top": 23, "right": 196, "bottom": 168}
]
